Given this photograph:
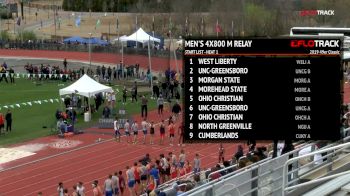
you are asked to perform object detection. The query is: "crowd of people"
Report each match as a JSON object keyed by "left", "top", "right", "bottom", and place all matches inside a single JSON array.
[{"left": 46, "top": 140, "right": 272, "bottom": 196}]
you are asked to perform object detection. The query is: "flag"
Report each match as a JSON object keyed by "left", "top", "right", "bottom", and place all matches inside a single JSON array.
[
  {"left": 96, "top": 19, "right": 101, "bottom": 29},
  {"left": 27, "top": 102, "right": 32, "bottom": 106},
  {"left": 169, "top": 16, "right": 173, "bottom": 33},
  {"left": 116, "top": 17, "right": 119, "bottom": 31},
  {"left": 216, "top": 19, "right": 222, "bottom": 34},
  {"left": 185, "top": 17, "right": 188, "bottom": 35},
  {"left": 75, "top": 16, "right": 81, "bottom": 27},
  {"left": 4, "top": 106, "right": 8, "bottom": 108},
  {"left": 135, "top": 15, "right": 138, "bottom": 31},
  {"left": 201, "top": 17, "right": 204, "bottom": 37},
  {"left": 50, "top": 99, "right": 54, "bottom": 103},
  {"left": 16, "top": 104, "right": 20, "bottom": 108},
  {"left": 231, "top": 20, "right": 234, "bottom": 37}
]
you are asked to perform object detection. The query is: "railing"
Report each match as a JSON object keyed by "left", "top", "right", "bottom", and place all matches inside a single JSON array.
[
  {"left": 186, "top": 141, "right": 322, "bottom": 196},
  {"left": 282, "top": 142, "right": 350, "bottom": 196}
]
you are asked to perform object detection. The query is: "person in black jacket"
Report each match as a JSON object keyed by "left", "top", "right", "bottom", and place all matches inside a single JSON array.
[
  {"left": 172, "top": 101, "right": 181, "bottom": 120},
  {"left": 5, "top": 109, "right": 12, "bottom": 132}
]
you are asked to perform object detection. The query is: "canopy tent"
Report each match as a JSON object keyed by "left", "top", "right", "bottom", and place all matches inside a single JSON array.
[
  {"left": 59, "top": 74, "right": 113, "bottom": 98},
  {"left": 86, "top": 37, "right": 109, "bottom": 45},
  {"left": 120, "top": 28, "right": 161, "bottom": 44},
  {"left": 63, "top": 36, "right": 86, "bottom": 44}
]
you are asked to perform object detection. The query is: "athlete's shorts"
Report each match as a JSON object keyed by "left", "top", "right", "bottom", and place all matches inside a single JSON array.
[
  {"left": 125, "top": 131, "right": 130, "bottom": 136},
  {"left": 140, "top": 174, "right": 147, "bottom": 181},
  {"left": 143, "top": 129, "right": 147, "bottom": 135},
  {"left": 115, "top": 130, "right": 121, "bottom": 136},
  {"left": 128, "top": 180, "right": 135, "bottom": 188},
  {"left": 133, "top": 131, "right": 138, "bottom": 135},
  {"left": 170, "top": 134, "right": 175, "bottom": 138}
]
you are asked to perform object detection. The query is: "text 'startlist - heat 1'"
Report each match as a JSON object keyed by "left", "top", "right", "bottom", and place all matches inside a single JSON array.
[{"left": 184, "top": 38, "right": 342, "bottom": 142}]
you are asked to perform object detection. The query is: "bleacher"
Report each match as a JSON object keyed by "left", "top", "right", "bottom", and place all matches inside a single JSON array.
[{"left": 171, "top": 128, "right": 350, "bottom": 196}]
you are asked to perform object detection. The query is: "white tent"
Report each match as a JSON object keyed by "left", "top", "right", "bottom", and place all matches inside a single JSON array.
[
  {"left": 120, "top": 28, "right": 160, "bottom": 44},
  {"left": 59, "top": 74, "right": 113, "bottom": 97}
]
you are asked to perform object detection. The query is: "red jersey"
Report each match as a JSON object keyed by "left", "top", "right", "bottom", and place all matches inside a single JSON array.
[
  {"left": 134, "top": 167, "right": 140, "bottom": 180},
  {"left": 168, "top": 124, "right": 175, "bottom": 134},
  {"left": 171, "top": 167, "right": 178, "bottom": 179}
]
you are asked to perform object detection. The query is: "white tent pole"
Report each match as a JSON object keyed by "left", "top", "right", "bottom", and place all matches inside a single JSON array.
[{"left": 148, "top": 36, "right": 153, "bottom": 97}]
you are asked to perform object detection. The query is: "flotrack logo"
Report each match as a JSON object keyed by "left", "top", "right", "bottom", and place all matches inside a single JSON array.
[
  {"left": 300, "top": 10, "right": 335, "bottom": 16},
  {"left": 291, "top": 40, "right": 339, "bottom": 48}
]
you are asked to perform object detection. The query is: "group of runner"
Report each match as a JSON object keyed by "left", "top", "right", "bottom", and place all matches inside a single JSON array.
[
  {"left": 113, "top": 115, "right": 184, "bottom": 146},
  {"left": 124, "top": 150, "right": 197, "bottom": 196}
]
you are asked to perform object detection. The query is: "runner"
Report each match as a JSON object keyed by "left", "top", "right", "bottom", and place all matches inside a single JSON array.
[
  {"left": 149, "top": 121, "right": 155, "bottom": 145},
  {"left": 103, "top": 175, "right": 113, "bottom": 196},
  {"left": 159, "top": 120, "right": 166, "bottom": 145},
  {"left": 57, "top": 182, "right": 64, "bottom": 196},
  {"left": 141, "top": 118, "right": 149, "bottom": 144},
  {"left": 139, "top": 162, "right": 148, "bottom": 194},
  {"left": 92, "top": 180, "right": 103, "bottom": 196},
  {"left": 132, "top": 162, "right": 141, "bottom": 195},
  {"left": 169, "top": 152, "right": 177, "bottom": 167},
  {"left": 193, "top": 154, "right": 201, "bottom": 174},
  {"left": 170, "top": 164, "right": 178, "bottom": 179},
  {"left": 185, "top": 160, "right": 192, "bottom": 174},
  {"left": 132, "top": 121, "right": 138, "bottom": 144},
  {"left": 77, "top": 181, "right": 85, "bottom": 196},
  {"left": 124, "top": 120, "right": 131, "bottom": 143},
  {"left": 178, "top": 149, "right": 186, "bottom": 168},
  {"left": 168, "top": 121, "right": 175, "bottom": 146},
  {"left": 146, "top": 175, "right": 157, "bottom": 195},
  {"left": 114, "top": 117, "right": 121, "bottom": 142},
  {"left": 178, "top": 122, "right": 184, "bottom": 146},
  {"left": 111, "top": 172, "right": 120, "bottom": 196},
  {"left": 126, "top": 166, "right": 136, "bottom": 196},
  {"left": 118, "top": 171, "right": 126, "bottom": 196}
]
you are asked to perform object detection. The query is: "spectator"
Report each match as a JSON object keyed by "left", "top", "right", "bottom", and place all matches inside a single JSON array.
[
  {"left": 235, "top": 145, "right": 244, "bottom": 161},
  {"left": 146, "top": 175, "right": 157, "bottom": 194},
  {"left": 185, "top": 160, "right": 192, "bottom": 174},
  {"left": 179, "top": 149, "right": 186, "bottom": 168},
  {"left": 141, "top": 95, "right": 148, "bottom": 118},
  {"left": 63, "top": 58, "right": 68, "bottom": 71},
  {"left": 247, "top": 140, "right": 256, "bottom": 152},
  {"left": 103, "top": 175, "right": 113, "bottom": 196},
  {"left": 9, "top": 67, "right": 15, "bottom": 83},
  {"left": 122, "top": 86, "right": 127, "bottom": 103},
  {"left": 172, "top": 101, "right": 181, "bottom": 121},
  {"left": 102, "top": 105, "right": 111, "bottom": 118},
  {"left": 57, "top": 182, "right": 64, "bottom": 196},
  {"left": 92, "top": 180, "right": 103, "bottom": 196},
  {"left": 149, "top": 163, "right": 160, "bottom": 186},
  {"left": 0, "top": 113, "right": 4, "bottom": 135},
  {"left": 193, "top": 174, "right": 203, "bottom": 188}
]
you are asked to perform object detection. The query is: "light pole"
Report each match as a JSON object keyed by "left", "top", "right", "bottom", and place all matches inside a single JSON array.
[{"left": 89, "top": 33, "right": 92, "bottom": 70}]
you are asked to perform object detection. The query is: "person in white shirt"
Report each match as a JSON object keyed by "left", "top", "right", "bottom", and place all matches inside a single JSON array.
[
  {"left": 111, "top": 172, "right": 120, "bottom": 196},
  {"left": 132, "top": 121, "right": 139, "bottom": 144},
  {"left": 57, "top": 182, "right": 64, "bottom": 196},
  {"left": 114, "top": 117, "right": 121, "bottom": 142},
  {"left": 141, "top": 118, "right": 149, "bottom": 144},
  {"left": 76, "top": 182, "right": 85, "bottom": 196}
]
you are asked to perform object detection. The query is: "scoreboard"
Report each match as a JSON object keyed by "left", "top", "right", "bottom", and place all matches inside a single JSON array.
[{"left": 183, "top": 38, "right": 342, "bottom": 142}]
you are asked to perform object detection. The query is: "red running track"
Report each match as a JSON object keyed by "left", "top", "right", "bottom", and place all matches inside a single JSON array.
[
  {"left": 0, "top": 49, "right": 183, "bottom": 72},
  {"left": 0, "top": 108, "right": 257, "bottom": 196}
]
